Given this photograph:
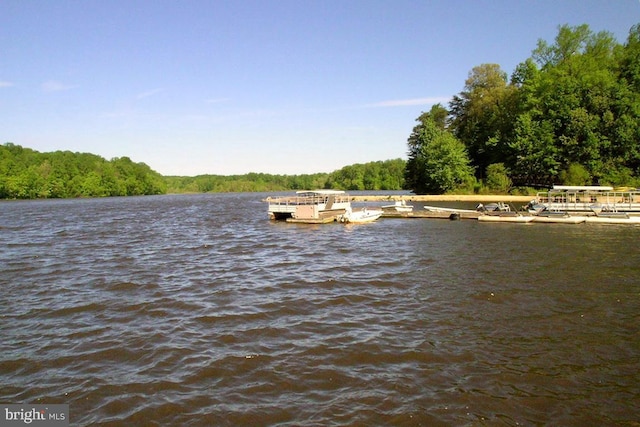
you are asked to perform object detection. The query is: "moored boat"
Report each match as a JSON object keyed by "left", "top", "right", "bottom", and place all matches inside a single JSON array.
[
  {"left": 478, "top": 213, "right": 535, "bottom": 223},
  {"left": 340, "top": 207, "right": 383, "bottom": 223},
  {"left": 266, "top": 190, "right": 351, "bottom": 223},
  {"left": 477, "top": 202, "right": 512, "bottom": 213},
  {"left": 532, "top": 185, "right": 640, "bottom": 214},
  {"left": 423, "top": 205, "right": 477, "bottom": 214},
  {"left": 382, "top": 200, "right": 413, "bottom": 213},
  {"left": 477, "top": 201, "right": 534, "bottom": 222}
]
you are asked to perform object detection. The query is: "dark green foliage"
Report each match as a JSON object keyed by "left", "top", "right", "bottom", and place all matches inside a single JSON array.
[
  {"left": 419, "top": 22, "right": 640, "bottom": 192},
  {"left": 0, "top": 142, "right": 406, "bottom": 199},
  {"left": 164, "top": 172, "right": 331, "bottom": 193},
  {"left": 485, "top": 163, "right": 512, "bottom": 193},
  {"left": 558, "top": 163, "right": 591, "bottom": 186},
  {"left": 0, "top": 143, "right": 166, "bottom": 199},
  {"left": 404, "top": 110, "right": 475, "bottom": 194},
  {"left": 324, "top": 159, "right": 406, "bottom": 191},
  {"left": 165, "top": 159, "right": 407, "bottom": 194},
  {"left": 449, "top": 64, "right": 516, "bottom": 179}
]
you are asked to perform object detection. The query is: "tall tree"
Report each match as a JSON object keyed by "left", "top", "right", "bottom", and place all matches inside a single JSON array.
[
  {"left": 449, "top": 64, "right": 516, "bottom": 178},
  {"left": 404, "top": 110, "right": 474, "bottom": 194},
  {"left": 517, "top": 24, "right": 627, "bottom": 184}
]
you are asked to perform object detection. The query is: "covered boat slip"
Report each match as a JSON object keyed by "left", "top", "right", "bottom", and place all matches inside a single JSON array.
[{"left": 535, "top": 185, "right": 640, "bottom": 214}]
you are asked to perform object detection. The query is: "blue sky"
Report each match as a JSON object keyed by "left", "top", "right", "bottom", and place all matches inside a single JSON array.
[{"left": 1, "top": 1, "right": 639, "bottom": 176}]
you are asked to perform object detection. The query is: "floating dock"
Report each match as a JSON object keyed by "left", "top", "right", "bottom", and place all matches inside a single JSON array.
[{"left": 268, "top": 192, "right": 640, "bottom": 224}]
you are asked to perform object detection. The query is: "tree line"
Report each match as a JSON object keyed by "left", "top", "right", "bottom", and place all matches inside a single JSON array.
[
  {"left": 0, "top": 143, "right": 167, "bottom": 199},
  {"left": 164, "top": 159, "right": 406, "bottom": 193},
  {"left": 0, "top": 142, "right": 406, "bottom": 199},
  {"left": 405, "top": 23, "right": 640, "bottom": 194}
]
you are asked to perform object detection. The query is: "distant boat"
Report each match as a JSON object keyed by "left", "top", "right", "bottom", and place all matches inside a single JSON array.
[
  {"left": 382, "top": 200, "right": 413, "bottom": 213},
  {"left": 340, "top": 207, "right": 383, "bottom": 223}
]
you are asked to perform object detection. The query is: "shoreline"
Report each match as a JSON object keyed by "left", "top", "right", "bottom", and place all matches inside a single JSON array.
[{"left": 351, "top": 194, "right": 533, "bottom": 203}]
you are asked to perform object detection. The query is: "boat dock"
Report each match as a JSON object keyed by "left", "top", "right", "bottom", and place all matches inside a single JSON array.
[{"left": 267, "top": 191, "right": 640, "bottom": 224}]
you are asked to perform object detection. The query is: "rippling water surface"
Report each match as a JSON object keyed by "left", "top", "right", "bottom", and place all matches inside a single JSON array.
[{"left": 1, "top": 193, "right": 639, "bottom": 426}]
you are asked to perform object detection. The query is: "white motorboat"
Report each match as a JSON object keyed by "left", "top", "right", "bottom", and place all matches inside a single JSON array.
[
  {"left": 340, "top": 207, "right": 383, "bottom": 223},
  {"left": 382, "top": 200, "right": 413, "bottom": 213},
  {"left": 477, "top": 201, "right": 533, "bottom": 222},
  {"left": 423, "top": 205, "right": 477, "bottom": 214},
  {"left": 478, "top": 213, "right": 535, "bottom": 223},
  {"left": 477, "top": 202, "right": 512, "bottom": 213}
]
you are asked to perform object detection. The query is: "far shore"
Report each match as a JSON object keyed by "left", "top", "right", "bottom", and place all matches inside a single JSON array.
[{"left": 351, "top": 194, "right": 533, "bottom": 203}]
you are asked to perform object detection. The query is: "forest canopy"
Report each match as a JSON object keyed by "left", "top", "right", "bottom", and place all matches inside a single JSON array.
[
  {"left": 164, "top": 159, "right": 406, "bottom": 194},
  {"left": 0, "top": 143, "right": 167, "bottom": 199},
  {"left": 0, "top": 142, "right": 406, "bottom": 199},
  {"left": 405, "top": 23, "right": 640, "bottom": 194}
]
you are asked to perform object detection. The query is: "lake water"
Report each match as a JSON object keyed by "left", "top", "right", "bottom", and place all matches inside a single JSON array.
[{"left": 1, "top": 193, "right": 639, "bottom": 426}]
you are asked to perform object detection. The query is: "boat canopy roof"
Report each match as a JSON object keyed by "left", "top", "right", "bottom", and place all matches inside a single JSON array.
[
  {"left": 295, "top": 190, "right": 346, "bottom": 195},
  {"left": 551, "top": 185, "right": 614, "bottom": 192}
]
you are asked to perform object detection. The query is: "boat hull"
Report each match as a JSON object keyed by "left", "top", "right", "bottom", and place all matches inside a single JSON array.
[
  {"left": 341, "top": 208, "right": 383, "bottom": 223},
  {"left": 585, "top": 216, "right": 640, "bottom": 224},
  {"left": 531, "top": 215, "right": 587, "bottom": 224},
  {"left": 423, "top": 205, "right": 477, "bottom": 214},
  {"left": 382, "top": 206, "right": 413, "bottom": 213},
  {"left": 478, "top": 214, "right": 534, "bottom": 223}
]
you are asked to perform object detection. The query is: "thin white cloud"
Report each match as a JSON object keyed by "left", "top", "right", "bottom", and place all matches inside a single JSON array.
[
  {"left": 367, "top": 97, "right": 451, "bottom": 107},
  {"left": 136, "top": 88, "right": 164, "bottom": 100},
  {"left": 0, "top": 81, "right": 14, "bottom": 88},
  {"left": 42, "top": 80, "right": 78, "bottom": 92}
]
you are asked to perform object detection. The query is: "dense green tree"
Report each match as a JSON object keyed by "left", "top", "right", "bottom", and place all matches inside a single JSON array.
[
  {"left": 449, "top": 64, "right": 517, "bottom": 179},
  {"left": 485, "top": 163, "right": 512, "bottom": 193},
  {"left": 405, "top": 105, "right": 449, "bottom": 192},
  {"left": 0, "top": 143, "right": 166, "bottom": 199},
  {"left": 446, "top": 23, "right": 640, "bottom": 189},
  {"left": 558, "top": 163, "right": 591, "bottom": 185},
  {"left": 325, "top": 159, "right": 406, "bottom": 191},
  {"left": 161, "top": 159, "right": 405, "bottom": 194},
  {"left": 404, "top": 112, "right": 474, "bottom": 194}
]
